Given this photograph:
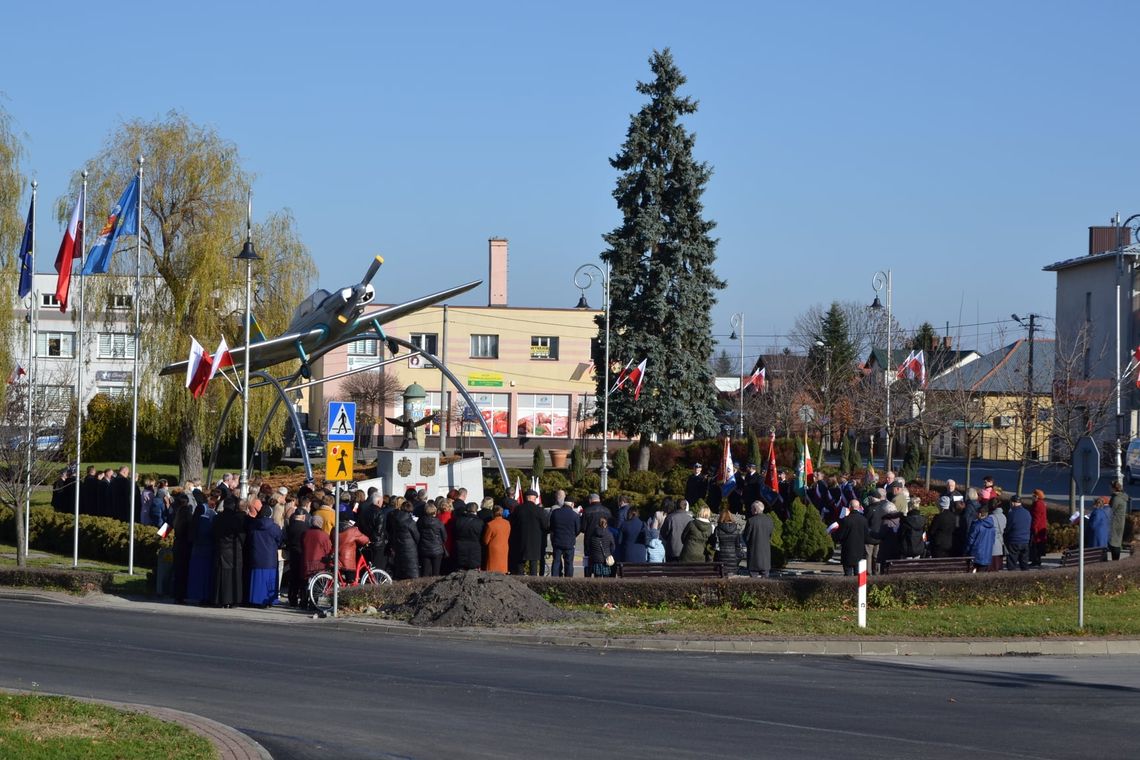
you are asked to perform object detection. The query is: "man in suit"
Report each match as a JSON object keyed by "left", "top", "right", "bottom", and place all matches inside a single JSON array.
[{"left": 836, "top": 499, "right": 869, "bottom": 576}]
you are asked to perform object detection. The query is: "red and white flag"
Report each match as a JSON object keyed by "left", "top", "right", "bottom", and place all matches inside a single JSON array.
[
  {"left": 743, "top": 367, "right": 765, "bottom": 393},
  {"left": 208, "top": 337, "right": 235, "bottom": 381},
  {"left": 7, "top": 364, "right": 26, "bottom": 384},
  {"left": 185, "top": 337, "right": 214, "bottom": 398},
  {"left": 1134, "top": 345, "right": 1140, "bottom": 388},
  {"left": 512, "top": 476, "right": 522, "bottom": 502},
  {"left": 609, "top": 359, "right": 634, "bottom": 394},
  {"left": 629, "top": 358, "right": 648, "bottom": 400},
  {"left": 896, "top": 350, "right": 926, "bottom": 387},
  {"left": 53, "top": 186, "right": 84, "bottom": 313}
]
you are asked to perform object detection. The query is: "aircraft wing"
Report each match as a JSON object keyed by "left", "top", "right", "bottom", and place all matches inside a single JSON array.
[
  {"left": 350, "top": 279, "right": 482, "bottom": 332},
  {"left": 158, "top": 327, "right": 325, "bottom": 377}
]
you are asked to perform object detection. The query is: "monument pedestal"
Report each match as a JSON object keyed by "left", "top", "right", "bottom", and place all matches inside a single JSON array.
[{"left": 373, "top": 449, "right": 483, "bottom": 503}]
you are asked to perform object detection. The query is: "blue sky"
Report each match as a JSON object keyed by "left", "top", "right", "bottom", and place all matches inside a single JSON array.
[{"left": 5, "top": 1, "right": 1139, "bottom": 365}]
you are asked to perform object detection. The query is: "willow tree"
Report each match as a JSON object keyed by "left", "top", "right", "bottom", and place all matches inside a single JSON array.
[
  {"left": 71, "top": 113, "right": 316, "bottom": 481},
  {"left": 596, "top": 49, "right": 724, "bottom": 470}
]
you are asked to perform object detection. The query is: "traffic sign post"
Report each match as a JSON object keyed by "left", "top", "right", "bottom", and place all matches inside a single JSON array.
[
  {"left": 328, "top": 401, "right": 357, "bottom": 443},
  {"left": 326, "top": 442, "right": 354, "bottom": 482},
  {"left": 1072, "top": 435, "right": 1099, "bottom": 629}
]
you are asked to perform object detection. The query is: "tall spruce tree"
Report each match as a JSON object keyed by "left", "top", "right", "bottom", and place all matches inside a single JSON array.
[{"left": 596, "top": 49, "right": 724, "bottom": 471}]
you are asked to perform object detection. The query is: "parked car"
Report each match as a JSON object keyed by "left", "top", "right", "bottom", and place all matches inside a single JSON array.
[{"left": 1125, "top": 438, "right": 1140, "bottom": 484}]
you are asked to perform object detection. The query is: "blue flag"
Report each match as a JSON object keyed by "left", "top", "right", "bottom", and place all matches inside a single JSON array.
[
  {"left": 82, "top": 175, "right": 139, "bottom": 275},
  {"left": 17, "top": 195, "right": 34, "bottom": 298}
]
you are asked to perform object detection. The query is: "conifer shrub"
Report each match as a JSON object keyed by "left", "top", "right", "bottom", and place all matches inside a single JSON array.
[
  {"left": 531, "top": 446, "right": 545, "bottom": 480},
  {"left": 611, "top": 447, "right": 631, "bottom": 481}
]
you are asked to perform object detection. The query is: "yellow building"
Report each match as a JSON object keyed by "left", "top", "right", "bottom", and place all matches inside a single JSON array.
[{"left": 309, "top": 239, "right": 603, "bottom": 450}]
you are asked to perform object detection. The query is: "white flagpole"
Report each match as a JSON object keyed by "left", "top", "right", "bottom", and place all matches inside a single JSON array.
[
  {"left": 23, "top": 180, "right": 38, "bottom": 561},
  {"left": 72, "top": 172, "right": 88, "bottom": 568},
  {"left": 127, "top": 157, "right": 143, "bottom": 575}
]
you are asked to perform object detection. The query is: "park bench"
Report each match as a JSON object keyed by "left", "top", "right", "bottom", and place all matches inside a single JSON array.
[
  {"left": 616, "top": 562, "right": 726, "bottom": 579},
  {"left": 882, "top": 556, "right": 975, "bottom": 575},
  {"left": 1060, "top": 546, "right": 1108, "bottom": 567}
]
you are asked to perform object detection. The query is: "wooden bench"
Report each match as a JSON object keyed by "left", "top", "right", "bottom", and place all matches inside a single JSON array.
[
  {"left": 616, "top": 562, "right": 726, "bottom": 579},
  {"left": 882, "top": 556, "right": 975, "bottom": 575},
  {"left": 1060, "top": 546, "right": 1109, "bottom": 567}
]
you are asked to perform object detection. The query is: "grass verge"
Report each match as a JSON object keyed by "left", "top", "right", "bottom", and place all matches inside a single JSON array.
[
  {"left": 0, "top": 693, "right": 215, "bottom": 759},
  {"left": 559, "top": 588, "right": 1140, "bottom": 638},
  {"left": 0, "top": 543, "right": 147, "bottom": 595}
]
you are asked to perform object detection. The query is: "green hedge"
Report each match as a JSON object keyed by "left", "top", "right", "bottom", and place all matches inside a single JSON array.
[
  {"left": 0, "top": 566, "right": 113, "bottom": 593},
  {"left": 341, "top": 555, "right": 1140, "bottom": 613},
  {"left": 0, "top": 506, "right": 163, "bottom": 570}
]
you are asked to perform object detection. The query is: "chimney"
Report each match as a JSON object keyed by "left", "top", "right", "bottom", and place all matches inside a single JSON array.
[
  {"left": 488, "top": 237, "right": 508, "bottom": 307},
  {"left": 942, "top": 335, "right": 952, "bottom": 350},
  {"left": 1089, "top": 226, "right": 1125, "bottom": 255}
]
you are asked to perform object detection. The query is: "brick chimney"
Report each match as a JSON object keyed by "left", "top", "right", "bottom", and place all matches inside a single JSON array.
[
  {"left": 488, "top": 238, "right": 508, "bottom": 307},
  {"left": 1089, "top": 226, "right": 1127, "bottom": 255}
]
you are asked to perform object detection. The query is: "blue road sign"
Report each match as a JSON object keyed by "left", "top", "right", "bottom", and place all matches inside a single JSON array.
[{"left": 327, "top": 401, "right": 357, "bottom": 442}]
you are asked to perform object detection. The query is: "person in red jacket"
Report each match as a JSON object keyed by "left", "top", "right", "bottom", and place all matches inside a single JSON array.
[
  {"left": 337, "top": 520, "right": 370, "bottom": 580},
  {"left": 301, "top": 515, "right": 334, "bottom": 580},
  {"left": 1029, "top": 489, "right": 1048, "bottom": 566}
]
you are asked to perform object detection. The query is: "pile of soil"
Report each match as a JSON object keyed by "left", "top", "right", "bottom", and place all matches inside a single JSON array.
[{"left": 404, "top": 571, "right": 570, "bottom": 628}]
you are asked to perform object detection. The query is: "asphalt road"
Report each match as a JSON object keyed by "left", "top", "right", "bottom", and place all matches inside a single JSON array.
[{"left": 0, "top": 595, "right": 1137, "bottom": 759}]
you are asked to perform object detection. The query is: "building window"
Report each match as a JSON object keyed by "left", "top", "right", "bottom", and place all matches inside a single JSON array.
[
  {"left": 35, "top": 384, "right": 73, "bottom": 410},
  {"left": 112, "top": 294, "right": 133, "bottom": 310},
  {"left": 98, "top": 333, "right": 136, "bottom": 359},
  {"left": 41, "top": 293, "right": 60, "bottom": 308},
  {"left": 411, "top": 333, "right": 438, "bottom": 356},
  {"left": 348, "top": 339, "right": 377, "bottom": 356},
  {"left": 516, "top": 394, "right": 570, "bottom": 437},
  {"left": 96, "top": 385, "right": 130, "bottom": 400},
  {"left": 530, "top": 336, "right": 559, "bottom": 361},
  {"left": 423, "top": 390, "right": 452, "bottom": 437},
  {"left": 460, "top": 392, "right": 509, "bottom": 436},
  {"left": 36, "top": 331, "right": 75, "bottom": 358},
  {"left": 470, "top": 334, "right": 499, "bottom": 359}
]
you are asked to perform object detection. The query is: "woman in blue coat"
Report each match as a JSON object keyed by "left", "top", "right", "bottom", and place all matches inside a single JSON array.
[
  {"left": 964, "top": 506, "right": 996, "bottom": 571},
  {"left": 185, "top": 497, "right": 216, "bottom": 604},
  {"left": 618, "top": 509, "right": 648, "bottom": 564},
  {"left": 246, "top": 505, "right": 283, "bottom": 608},
  {"left": 1087, "top": 499, "right": 1111, "bottom": 548}
]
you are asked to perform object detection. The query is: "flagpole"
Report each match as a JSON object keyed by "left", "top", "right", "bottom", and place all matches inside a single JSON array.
[
  {"left": 22, "top": 180, "right": 38, "bottom": 561},
  {"left": 72, "top": 172, "right": 87, "bottom": 568},
  {"left": 128, "top": 157, "right": 143, "bottom": 575}
]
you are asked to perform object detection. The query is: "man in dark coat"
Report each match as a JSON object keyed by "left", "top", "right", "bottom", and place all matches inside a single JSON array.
[
  {"left": 509, "top": 489, "right": 544, "bottom": 575},
  {"left": 453, "top": 502, "right": 484, "bottom": 570},
  {"left": 388, "top": 501, "right": 420, "bottom": 580},
  {"left": 110, "top": 466, "right": 141, "bottom": 523},
  {"left": 211, "top": 497, "right": 246, "bottom": 608},
  {"left": 742, "top": 463, "right": 763, "bottom": 507},
  {"left": 285, "top": 507, "right": 311, "bottom": 607},
  {"left": 79, "top": 466, "right": 99, "bottom": 515},
  {"left": 742, "top": 501, "right": 774, "bottom": 577},
  {"left": 96, "top": 469, "right": 114, "bottom": 518},
  {"left": 684, "top": 463, "right": 709, "bottom": 506},
  {"left": 580, "top": 494, "right": 612, "bottom": 577},
  {"left": 51, "top": 468, "right": 75, "bottom": 513},
  {"left": 661, "top": 500, "right": 693, "bottom": 562},
  {"left": 928, "top": 496, "right": 957, "bottom": 558},
  {"left": 835, "top": 499, "right": 869, "bottom": 576},
  {"left": 548, "top": 499, "right": 581, "bottom": 577},
  {"left": 1004, "top": 497, "right": 1032, "bottom": 570},
  {"left": 864, "top": 493, "right": 887, "bottom": 574}
]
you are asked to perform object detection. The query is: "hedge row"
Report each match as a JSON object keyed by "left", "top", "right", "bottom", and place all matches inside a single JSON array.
[
  {"left": 337, "top": 554, "right": 1139, "bottom": 613},
  {"left": 0, "top": 506, "right": 163, "bottom": 570},
  {"left": 0, "top": 566, "right": 112, "bottom": 593}
]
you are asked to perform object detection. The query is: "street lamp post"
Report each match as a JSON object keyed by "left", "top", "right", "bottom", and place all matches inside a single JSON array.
[
  {"left": 574, "top": 262, "right": 611, "bottom": 491},
  {"left": 871, "top": 269, "right": 893, "bottom": 471},
  {"left": 1113, "top": 213, "right": 1139, "bottom": 485},
  {"left": 730, "top": 312, "right": 744, "bottom": 437},
  {"left": 235, "top": 193, "right": 260, "bottom": 499}
]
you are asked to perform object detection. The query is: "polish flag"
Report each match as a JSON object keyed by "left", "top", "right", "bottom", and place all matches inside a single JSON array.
[
  {"left": 609, "top": 359, "right": 634, "bottom": 394},
  {"left": 185, "top": 338, "right": 214, "bottom": 398},
  {"left": 53, "top": 186, "right": 84, "bottom": 313},
  {"left": 1134, "top": 345, "right": 1140, "bottom": 388},
  {"left": 896, "top": 350, "right": 927, "bottom": 387},
  {"left": 629, "top": 358, "right": 648, "bottom": 400},
  {"left": 208, "top": 337, "right": 235, "bottom": 380},
  {"left": 512, "top": 476, "right": 522, "bottom": 503},
  {"left": 7, "top": 364, "right": 26, "bottom": 384}
]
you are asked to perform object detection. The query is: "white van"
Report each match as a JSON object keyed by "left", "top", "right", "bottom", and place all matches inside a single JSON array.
[{"left": 1125, "top": 439, "right": 1140, "bottom": 484}]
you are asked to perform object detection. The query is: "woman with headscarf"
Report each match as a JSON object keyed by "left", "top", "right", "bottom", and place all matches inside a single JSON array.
[
  {"left": 170, "top": 492, "right": 195, "bottom": 603},
  {"left": 185, "top": 491, "right": 217, "bottom": 604},
  {"left": 247, "top": 503, "right": 284, "bottom": 608},
  {"left": 587, "top": 516, "right": 617, "bottom": 578},
  {"left": 212, "top": 496, "right": 246, "bottom": 609}
]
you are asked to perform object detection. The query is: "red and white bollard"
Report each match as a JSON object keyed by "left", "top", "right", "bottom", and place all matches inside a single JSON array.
[{"left": 857, "top": 559, "right": 867, "bottom": 628}]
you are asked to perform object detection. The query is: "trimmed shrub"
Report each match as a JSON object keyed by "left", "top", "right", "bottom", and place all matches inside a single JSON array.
[
  {"left": 0, "top": 566, "right": 112, "bottom": 593},
  {"left": 611, "top": 447, "right": 631, "bottom": 482},
  {"left": 780, "top": 498, "right": 833, "bottom": 561},
  {"left": 662, "top": 466, "right": 690, "bottom": 497},
  {"left": 539, "top": 470, "right": 571, "bottom": 496},
  {"left": 1, "top": 506, "right": 163, "bottom": 570},
  {"left": 570, "top": 446, "right": 587, "bottom": 485},
  {"left": 622, "top": 471, "right": 662, "bottom": 496},
  {"left": 747, "top": 429, "right": 763, "bottom": 472},
  {"left": 899, "top": 442, "right": 922, "bottom": 483},
  {"left": 532, "top": 446, "right": 545, "bottom": 480}
]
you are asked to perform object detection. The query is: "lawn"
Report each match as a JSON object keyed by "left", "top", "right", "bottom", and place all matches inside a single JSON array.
[
  {"left": 560, "top": 589, "right": 1140, "bottom": 638},
  {"left": 0, "top": 544, "right": 148, "bottom": 595},
  {"left": 0, "top": 693, "right": 215, "bottom": 759}
]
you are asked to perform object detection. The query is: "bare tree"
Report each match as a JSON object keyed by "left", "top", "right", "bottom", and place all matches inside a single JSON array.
[{"left": 339, "top": 370, "right": 404, "bottom": 447}]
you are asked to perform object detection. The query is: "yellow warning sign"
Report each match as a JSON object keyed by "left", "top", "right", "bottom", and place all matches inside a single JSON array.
[{"left": 326, "top": 442, "right": 354, "bottom": 482}]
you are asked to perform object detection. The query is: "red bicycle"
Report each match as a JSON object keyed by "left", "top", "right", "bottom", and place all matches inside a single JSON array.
[{"left": 307, "top": 553, "right": 392, "bottom": 611}]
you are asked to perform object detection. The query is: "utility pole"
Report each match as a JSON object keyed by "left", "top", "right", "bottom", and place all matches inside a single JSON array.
[{"left": 1013, "top": 313, "right": 1038, "bottom": 499}]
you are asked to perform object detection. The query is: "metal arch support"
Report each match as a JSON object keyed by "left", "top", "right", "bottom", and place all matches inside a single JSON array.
[{"left": 206, "top": 369, "right": 310, "bottom": 488}]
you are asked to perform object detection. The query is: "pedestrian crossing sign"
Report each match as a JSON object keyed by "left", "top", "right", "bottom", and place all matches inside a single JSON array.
[
  {"left": 327, "top": 401, "right": 356, "bottom": 442},
  {"left": 326, "top": 442, "right": 354, "bottom": 481}
]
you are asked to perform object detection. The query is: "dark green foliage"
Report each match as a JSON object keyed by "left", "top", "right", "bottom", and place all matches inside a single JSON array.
[
  {"left": 780, "top": 498, "right": 834, "bottom": 562},
  {"left": 611, "top": 447, "right": 631, "bottom": 481},
  {"left": 622, "top": 470, "right": 662, "bottom": 496},
  {"left": 839, "top": 435, "right": 855, "bottom": 474},
  {"left": 570, "top": 445, "right": 587, "bottom": 485},
  {"left": 539, "top": 470, "right": 571, "bottom": 496},
  {"left": 532, "top": 446, "right": 545, "bottom": 480},
  {"left": 84, "top": 393, "right": 176, "bottom": 462},
  {"left": 900, "top": 441, "right": 922, "bottom": 483},
  {"left": 712, "top": 349, "right": 733, "bottom": 376},
  {"left": 747, "top": 429, "right": 763, "bottom": 470},
  {"left": 594, "top": 49, "right": 724, "bottom": 457},
  {"left": 0, "top": 506, "right": 163, "bottom": 569},
  {"left": 911, "top": 322, "right": 938, "bottom": 352},
  {"left": 662, "top": 465, "right": 690, "bottom": 496},
  {"left": 768, "top": 512, "right": 786, "bottom": 569}
]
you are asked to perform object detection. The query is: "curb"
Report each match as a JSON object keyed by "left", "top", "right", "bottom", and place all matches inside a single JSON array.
[
  {"left": 330, "top": 618, "right": 1140, "bottom": 657},
  {"left": 0, "top": 689, "right": 272, "bottom": 760}
]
